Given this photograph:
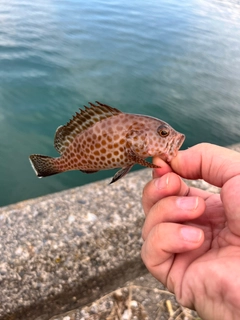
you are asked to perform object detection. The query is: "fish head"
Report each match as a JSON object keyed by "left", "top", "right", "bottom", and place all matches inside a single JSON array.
[{"left": 144, "top": 121, "right": 185, "bottom": 162}]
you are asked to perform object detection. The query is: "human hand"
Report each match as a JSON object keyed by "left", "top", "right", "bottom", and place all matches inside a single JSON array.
[{"left": 141, "top": 143, "right": 240, "bottom": 320}]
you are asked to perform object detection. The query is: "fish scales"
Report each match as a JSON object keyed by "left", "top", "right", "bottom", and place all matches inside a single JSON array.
[
  {"left": 29, "top": 101, "right": 185, "bottom": 184},
  {"left": 57, "top": 114, "right": 164, "bottom": 171}
]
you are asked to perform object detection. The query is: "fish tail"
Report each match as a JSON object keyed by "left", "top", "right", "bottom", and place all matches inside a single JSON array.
[{"left": 29, "top": 154, "right": 63, "bottom": 178}]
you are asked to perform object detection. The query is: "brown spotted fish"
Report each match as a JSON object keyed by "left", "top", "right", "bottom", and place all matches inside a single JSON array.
[{"left": 29, "top": 101, "right": 185, "bottom": 184}]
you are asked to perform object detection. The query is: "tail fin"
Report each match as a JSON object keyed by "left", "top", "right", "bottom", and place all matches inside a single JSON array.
[{"left": 29, "top": 154, "right": 62, "bottom": 178}]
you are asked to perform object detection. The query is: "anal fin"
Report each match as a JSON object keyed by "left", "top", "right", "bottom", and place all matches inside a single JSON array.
[{"left": 109, "top": 165, "right": 133, "bottom": 184}]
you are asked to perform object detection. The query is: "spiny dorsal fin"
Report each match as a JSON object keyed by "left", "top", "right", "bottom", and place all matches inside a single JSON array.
[{"left": 54, "top": 101, "right": 122, "bottom": 155}]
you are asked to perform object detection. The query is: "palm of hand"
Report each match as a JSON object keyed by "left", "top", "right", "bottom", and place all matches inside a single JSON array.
[{"left": 161, "top": 190, "right": 240, "bottom": 319}]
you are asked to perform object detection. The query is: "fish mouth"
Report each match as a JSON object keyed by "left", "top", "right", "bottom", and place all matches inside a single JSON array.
[
  {"left": 176, "top": 133, "right": 185, "bottom": 150},
  {"left": 166, "top": 133, "right": 185, "bottom": 162}
]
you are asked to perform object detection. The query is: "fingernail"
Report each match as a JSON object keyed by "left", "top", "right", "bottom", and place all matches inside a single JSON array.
[
  {"left": 154, "top": 175, "right": 169, "bottom": 190},
  {"left": 180, "top": 227, "right": 202, "bottom": 242},
  {"left": 176, "top": 197, "right": 198, "bottom": 210},
  {"left": 152, "top": 168, "right": 161, "bottom": 179}
]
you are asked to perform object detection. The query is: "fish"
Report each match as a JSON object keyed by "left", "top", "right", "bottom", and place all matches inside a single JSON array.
[{"left": 29, "top": 101, "right": 185, "bottom": 184}]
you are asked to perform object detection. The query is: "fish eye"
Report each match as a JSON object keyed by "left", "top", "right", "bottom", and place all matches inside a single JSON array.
[{"left": 157, "top": 125, "right": 170, "bottom": 137}]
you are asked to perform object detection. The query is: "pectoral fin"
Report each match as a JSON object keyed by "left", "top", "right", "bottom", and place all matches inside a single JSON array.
[
  {"left": 126, "top": 148, "right": 161, "bottom": 168},
  {"left": 109, "top": 165, "right": 134, "bottom": 184}
]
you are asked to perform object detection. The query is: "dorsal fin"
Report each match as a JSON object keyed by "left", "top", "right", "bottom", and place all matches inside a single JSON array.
[{"left": 54, "top": 101, "right": 122, "bottom": 155}]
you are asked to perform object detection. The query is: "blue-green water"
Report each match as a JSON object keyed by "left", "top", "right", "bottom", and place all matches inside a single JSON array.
[{"left": 1, "top": 0, "right": 240, "bottom": 207}]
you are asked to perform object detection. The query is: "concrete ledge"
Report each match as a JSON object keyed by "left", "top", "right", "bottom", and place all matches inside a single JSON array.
[
  {"left": 0, "top": 170, "right": 150, "bottom": 320},
  {"left": 0, "top": 143, "right": 239, "bottom": 320}
]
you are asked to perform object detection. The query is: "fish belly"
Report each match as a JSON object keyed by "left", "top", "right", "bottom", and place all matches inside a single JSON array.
[{"left": 62, "top": 124, "right": 129, "bottom": 171}]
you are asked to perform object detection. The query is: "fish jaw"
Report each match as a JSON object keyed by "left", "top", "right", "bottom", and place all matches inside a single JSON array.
[
  {"left": 146, "top": 132, "right": 185, "bottom": 162},
  {"left": 165, "top": 133, "right": 185, "bottom": 162}
]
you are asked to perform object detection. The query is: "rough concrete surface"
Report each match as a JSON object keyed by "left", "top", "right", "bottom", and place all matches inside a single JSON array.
[
  {"left": 0, "top": 143, "right": 239, "bottom": 320},
  {"left": 0, "top": 170, "right": 149, "bottom": 320}
]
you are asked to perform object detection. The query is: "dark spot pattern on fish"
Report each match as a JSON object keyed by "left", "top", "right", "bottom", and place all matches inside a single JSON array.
[{"left": 29, "top": 101, "right": 185, "bottom": 183}]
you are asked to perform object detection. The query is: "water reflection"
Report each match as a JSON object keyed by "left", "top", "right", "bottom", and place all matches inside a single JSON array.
[{"left": 0, "top": 0, "right": 240, "bottom": 206}]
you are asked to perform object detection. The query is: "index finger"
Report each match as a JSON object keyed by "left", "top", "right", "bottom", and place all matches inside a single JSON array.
[{"left": 170, "top": 143, "right": 240, "bottom": 187}]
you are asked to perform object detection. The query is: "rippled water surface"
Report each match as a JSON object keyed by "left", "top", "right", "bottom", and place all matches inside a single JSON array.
[{"left": 1, "top": 0, "right": 240, "bottom": 206}]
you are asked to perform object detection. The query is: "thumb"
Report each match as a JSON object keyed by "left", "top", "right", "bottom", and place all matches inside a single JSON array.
[{"left": 170, "top": 143, "right": 240, "bottom": 187}]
